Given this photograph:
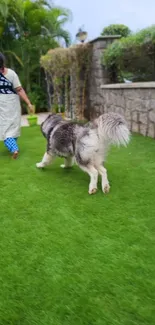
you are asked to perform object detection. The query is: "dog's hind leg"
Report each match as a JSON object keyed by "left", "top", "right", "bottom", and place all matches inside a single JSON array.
[
  {"left": 79, "top": 165, "right": 98, "bottom": 195},
  {"left": 36, "top": 152, "right": 54, "bottom": 168},
  {"left": 60, "top": 157, "right": 74, "bottom": 169},
  {"left": 97, "top": 165, "right": 110, "bottom": 194}
]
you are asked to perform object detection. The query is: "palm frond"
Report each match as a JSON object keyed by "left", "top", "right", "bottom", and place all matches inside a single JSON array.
[
  {"left": 4, "top": 50, "right": 24, "bottom": 67},
  {"left": 53, "top": 28, "right": 71, "bottom": 47},
  {"left": 0, "top": 0, "right": 9, "bottom": 20}
]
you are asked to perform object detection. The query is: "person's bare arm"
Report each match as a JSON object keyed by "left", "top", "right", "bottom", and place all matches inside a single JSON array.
[{"left": 15, "top": 86, "right": 33, "bottom": 113}]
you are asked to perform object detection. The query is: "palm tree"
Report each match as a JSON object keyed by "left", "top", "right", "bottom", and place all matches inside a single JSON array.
[{"left": 0, "top": 0, "right": 71, "bottom": 111}]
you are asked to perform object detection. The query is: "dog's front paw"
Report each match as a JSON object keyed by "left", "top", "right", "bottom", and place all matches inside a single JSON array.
[
  {"left": 102, "top": 183, "right": 110, "bottom": 194},
  {"left": 36, "top": 162, "right": 44, "bottom": 168},
  {"left": 89, "top": 188, "right": 97, "bottom": 195}
]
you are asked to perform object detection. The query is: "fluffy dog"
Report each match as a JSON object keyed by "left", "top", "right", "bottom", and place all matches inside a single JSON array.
[{"left": 36, "top": 112, "right": 130, "bottom": 194}]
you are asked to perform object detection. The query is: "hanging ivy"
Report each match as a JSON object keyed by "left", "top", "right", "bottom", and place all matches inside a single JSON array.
[{"left": 40, "top": 43, "right": 92, "bottom": 120}]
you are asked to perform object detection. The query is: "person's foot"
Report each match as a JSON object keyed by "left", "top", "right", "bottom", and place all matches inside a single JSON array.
[{"left": 12, "top": 151, "right": 19, "bottom": 159}]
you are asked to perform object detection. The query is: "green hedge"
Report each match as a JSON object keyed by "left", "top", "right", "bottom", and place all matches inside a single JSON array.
[
  {"left": 102, "top": 26, "right": 155, "bottom": 82},
  {"left": 101, "top": 24, "right": 131, "bottom": 38}
]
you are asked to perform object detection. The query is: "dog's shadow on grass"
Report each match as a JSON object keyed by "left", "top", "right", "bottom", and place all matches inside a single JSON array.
[
  {"left": 36, "top": 164, "right": 114, "bottom": 196},
  {"left": 36, "top": 164, "right": 92, "bottom": 187}
]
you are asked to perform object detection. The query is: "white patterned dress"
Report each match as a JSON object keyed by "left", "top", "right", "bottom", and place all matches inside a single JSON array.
[{"left": 0, "top": 68, "right": 21, "bottom": 141}]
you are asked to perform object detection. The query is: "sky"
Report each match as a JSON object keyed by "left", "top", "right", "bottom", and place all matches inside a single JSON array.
[{"left": 55, "top": 0, "right": 155, "bottom": 42}]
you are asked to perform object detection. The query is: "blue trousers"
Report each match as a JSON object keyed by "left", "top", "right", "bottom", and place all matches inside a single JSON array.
[{"left": 4, "top": 138, "right": 19, "bottom": 153}]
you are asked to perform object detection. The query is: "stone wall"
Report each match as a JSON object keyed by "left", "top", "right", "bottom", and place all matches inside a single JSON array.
[
  {"left": 97, "top": 83, "right": 155, "bottom": 138},
  {"left": 85, "top": 37, "right": 155, "bottom": 138},
  {"left": 87, "top": 36, "right": 120, "bottom": 119},
  {"left": 67, "top": 36, "right": 155, "bottom": 138}
]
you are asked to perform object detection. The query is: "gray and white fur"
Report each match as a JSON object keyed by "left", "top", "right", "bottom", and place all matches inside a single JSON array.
[{"left": 36, "top": 112, "right": 130, "bottom": 194}]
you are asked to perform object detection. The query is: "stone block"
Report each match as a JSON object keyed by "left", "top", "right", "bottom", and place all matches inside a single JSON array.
[
  {"left": 95, "top": 94, "right": 104, "bottom": 105},
  {"left": 106, "top": 103, "right": 112, "bottom": 110},
  {"left": 93, "top": 68, "right": 104, "bottom": 79},
  {"left": 95, "top": 77, "right": 104, "bottom": 87},
  {"left": 124, "top": 93, "right": 148, "bottom": 112},
  {"left": 93, "top": 40, "right": 107, "bottom": 50},
  {"left": 124, "top": 89, "right": 134, "bottom": 99},
  {"left": 133, "top": 98, "right": 143, "bottom": 111},
  {"left": 126, "top": 99, "right": 133, "bottom": 111},
  {"left": 108, "top": 91, "right": 118, "bottom": 106},
  {"left": 140, "top": 123, "right": 147, "bottom": 136},
  {"left": 148, "top": 122, "right": 155, "bottom": 138},
  {"left": 139, "top": 112, "right": 148, "bottom": 124},
  {"left": 142, "top": 99, "right": 151, "bottom": 112},
  {"left": 132, "top": 111, "right": 138, "bottom": 122},
  {"left": 150, "top": 99, "right": 155, "bottom": 110},
  {"left": 124, "top": 109, "right": 131, "bottom": 120},
  {"left": 89, "top": 93, "right": 95, "bottom": 101},
  {"left": 127, "top": 120, "right": 132, "bottom": 131},
  {"left": 132, "top": 122, "right": 139, "bottom": 133},
  {"left": 125, "top": 89, "right": 150, "bottom": 100},
  {"left": 115, "top": 107, "right": 124, "bottom": 115},
  {"left": 109, "top": 105, "right": 117, "bottom": 112},
  {"left": 94, "top": 105, "right": 100, "bottom": 113},
  {"left": 104, "top": 105, "right": 108, "bottom": 113},
  {"left": 104, "top": 91, "right": 111, "bottom": 104},
  {"left": 139, "top": 89, "right": 151, "bottom": 100},
  {"left": 149, "top": 111, "right": 155, "bottom": 122},
  {"left": 118, "top": 94, "right": 125, "bottom": 108},
  {"left": 91, "top": 60, "right": 102, "bottom": 70},
  {"left": 150, "top": 91, "right": 155, "bottom": 100},
  {"left": 100, "top": 106, "right": 105, "bottom": 115},
  {"left": 112, "top": 91, "right": 122, "bottom": 107}
]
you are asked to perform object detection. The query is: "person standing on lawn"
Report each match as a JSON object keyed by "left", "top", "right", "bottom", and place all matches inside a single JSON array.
[{"left": 0, "top": 52, "right": 33, "bottom": 159}]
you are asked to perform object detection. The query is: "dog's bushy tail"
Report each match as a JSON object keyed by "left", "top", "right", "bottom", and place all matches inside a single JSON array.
[{"left": 101, "top": 112, "right": 130, "bottom": 146}]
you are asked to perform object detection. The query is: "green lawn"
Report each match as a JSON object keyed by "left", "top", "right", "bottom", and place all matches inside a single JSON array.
[{"left": 0, "top": 127, "right": 155, "bottom": 325}]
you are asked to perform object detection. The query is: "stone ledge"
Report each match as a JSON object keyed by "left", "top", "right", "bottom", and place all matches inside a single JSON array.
[
  {"left": 89, "top": 35, "right": 121, "bottom": 43},
  {"left": 101, "top": 82, "right": 155, "bottom": 89}
]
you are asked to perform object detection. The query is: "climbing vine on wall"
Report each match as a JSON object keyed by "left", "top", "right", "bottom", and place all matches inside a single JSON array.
[{"left": 40, "top": 43, "right": 92, "bottom": 120}]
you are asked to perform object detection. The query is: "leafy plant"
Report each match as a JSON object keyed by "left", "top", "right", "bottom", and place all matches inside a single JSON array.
[
  {"left": 41, "top": 43, "right": 92, "bottom": 120},
  {"left": 102, "top": 25, "right": 155, "bottom": 82},
  {"left": 0, "top": 0, "right": 71, "bottom": 113},
  {"left": 101, "top": 24, "right": 131, "bottom": 38}
]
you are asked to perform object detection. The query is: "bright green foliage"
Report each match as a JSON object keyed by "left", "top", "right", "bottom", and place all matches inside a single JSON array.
[
  {"left": 101, "top": 24, "right": 131, "bottom": 38},
  {"left": 102, "top": 25, "right": 155, "bottom": 82},
  {"left": 0, "top": 0, "right": 71, "bottom": 111}
]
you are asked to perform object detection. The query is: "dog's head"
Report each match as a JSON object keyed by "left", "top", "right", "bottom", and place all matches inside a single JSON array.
[{"left": 41, "top": 113, "right": 63, "bottom": 139}]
